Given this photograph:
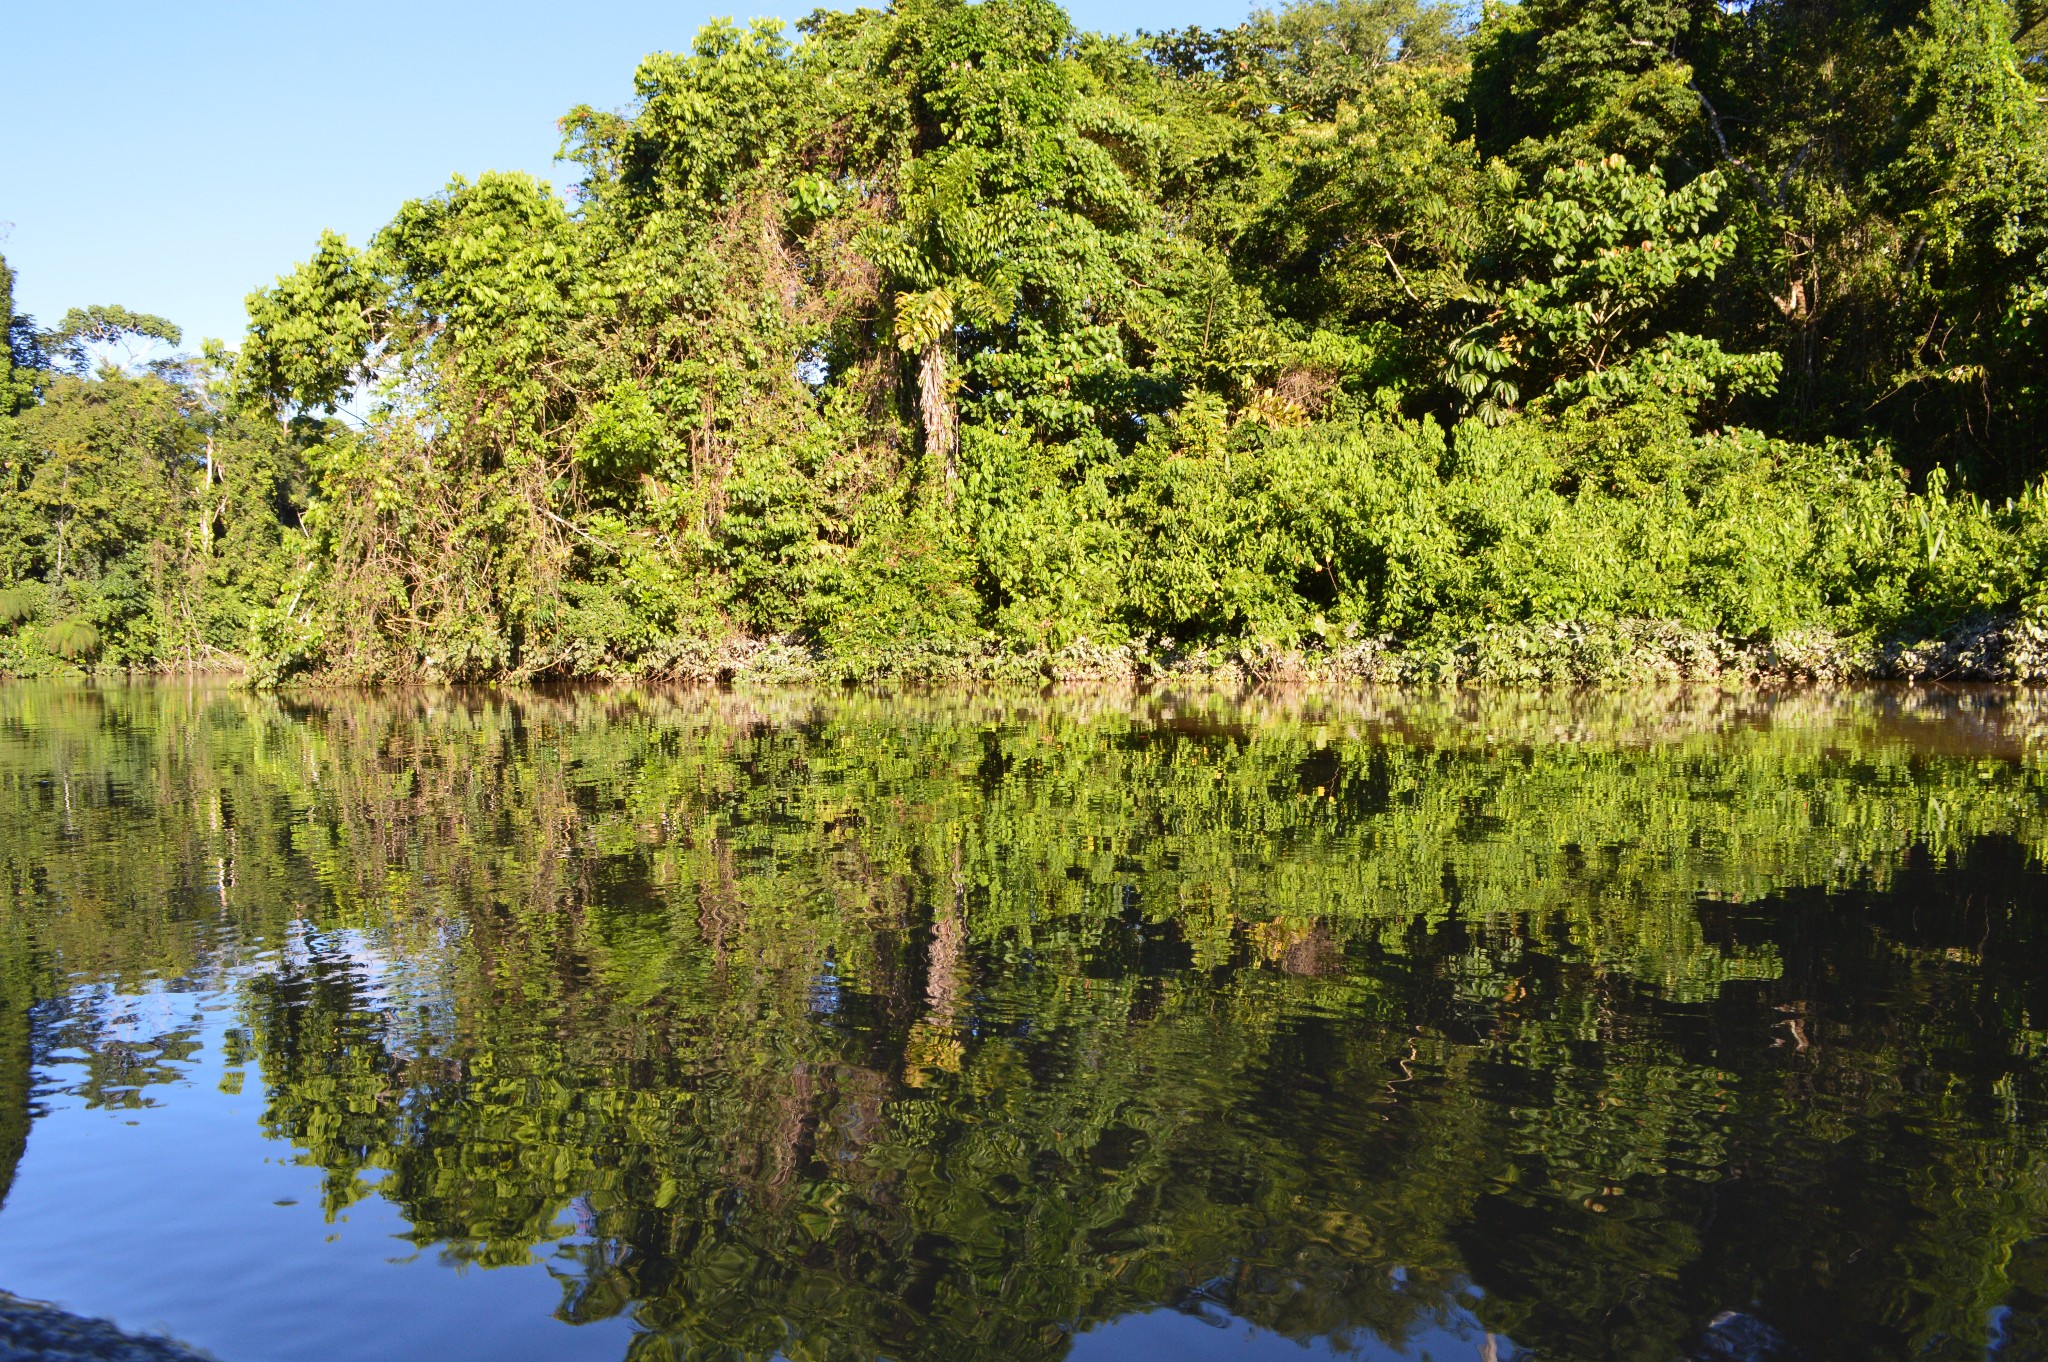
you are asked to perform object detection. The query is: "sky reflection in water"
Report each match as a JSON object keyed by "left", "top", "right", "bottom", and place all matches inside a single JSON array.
[{"left": 0, "top": 683, "right": 2046, "bottom": 1362}]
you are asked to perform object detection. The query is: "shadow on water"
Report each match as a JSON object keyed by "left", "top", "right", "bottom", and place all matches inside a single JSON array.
[
  {"left": 0, "top": 683, "right": 2046, "bottom": 1361},
  {"left": 0, "top": 980, "right": 22, "bottom": 1215},
  {"left": 0, "top": 943, "right": 211, "bottom": 1359},
  {"left": 0, "top": 1293, "right": 213, "bottom": 1362}
]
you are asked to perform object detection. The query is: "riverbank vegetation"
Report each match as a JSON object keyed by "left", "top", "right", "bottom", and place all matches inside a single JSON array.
[{"left": 2, "top": 0, "right": 2046, "bottom": 682}]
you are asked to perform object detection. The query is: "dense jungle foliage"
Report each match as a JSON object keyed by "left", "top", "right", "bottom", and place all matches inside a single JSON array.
[
  {"left": 2, "top": 0, "right": 2047, "bottom": 680},
  {"left": 5, "top": 686, "right": 2048, "bottom": 1360}
]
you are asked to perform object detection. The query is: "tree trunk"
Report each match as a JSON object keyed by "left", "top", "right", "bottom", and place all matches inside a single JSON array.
[{"left": 918, "top": 340, "right": 956, "bottom": 500}]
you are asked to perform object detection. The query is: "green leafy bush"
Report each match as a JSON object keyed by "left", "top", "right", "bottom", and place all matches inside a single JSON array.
[
  {"left": 0, "top": 587, "right": 36, "bottom": 629},
  {"left": 244, "top": 607, "right": 326, "bottom": 689},
  {"left": 41, "top": 619, "right": 100, "bottom": 663}
]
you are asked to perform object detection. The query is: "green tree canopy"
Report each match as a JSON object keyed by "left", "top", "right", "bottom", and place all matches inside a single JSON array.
[{"left": 4, "top": 0, "right": 2047, "bottom": 681}]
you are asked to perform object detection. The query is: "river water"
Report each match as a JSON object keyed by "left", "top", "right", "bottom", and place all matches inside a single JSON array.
[{"left": 0, "top": 684, "right": 2045, "bottom": 1362}]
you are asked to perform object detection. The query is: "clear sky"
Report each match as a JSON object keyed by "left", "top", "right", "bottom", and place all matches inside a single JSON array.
[{"left": 4, "top": 0, "right": 1254, "bottom": 351}]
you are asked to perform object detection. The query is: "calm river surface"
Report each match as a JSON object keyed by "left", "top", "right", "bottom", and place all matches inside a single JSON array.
[{"left": 1, "top": 684, "right": 2047, "bottom": 1362}]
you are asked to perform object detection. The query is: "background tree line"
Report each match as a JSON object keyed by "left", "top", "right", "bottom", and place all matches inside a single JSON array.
[{"left": 2, "top": 0, "right": 2046, "bottom": 680}]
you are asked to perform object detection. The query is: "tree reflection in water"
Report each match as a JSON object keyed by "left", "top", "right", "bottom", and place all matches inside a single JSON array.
[{"left": 0, "top": 684, "right": 2046, "bottom": 1362}]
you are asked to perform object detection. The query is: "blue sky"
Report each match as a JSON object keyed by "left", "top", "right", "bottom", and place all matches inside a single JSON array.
[{"left": 5, "top": 0, "right": 1255, "bottom": 350}]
